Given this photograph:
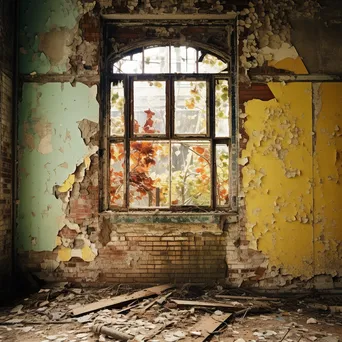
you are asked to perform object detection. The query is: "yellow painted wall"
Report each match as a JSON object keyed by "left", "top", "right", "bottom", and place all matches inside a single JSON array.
[
  {"left": 242, "top": 82, "right": 314, "bottom": 278},
  {"left": 243, "top": 81, "right": 342, "bottom": 280},
  {"left": 313, "top": 83, "right": 342, "bottom": 275}
]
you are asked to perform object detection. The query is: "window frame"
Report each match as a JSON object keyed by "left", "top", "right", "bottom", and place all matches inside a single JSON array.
[{"left": 101, "top": 21, "right": 238, "bottom": 214}]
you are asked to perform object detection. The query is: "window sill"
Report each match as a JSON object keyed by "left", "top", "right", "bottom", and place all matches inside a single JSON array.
[{"left": 100, "top": 210, "right": 238, "bottom": 225}]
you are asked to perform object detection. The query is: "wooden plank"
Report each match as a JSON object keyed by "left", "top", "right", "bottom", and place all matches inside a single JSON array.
[
  {"left": 171, "top": 299, "right": 244, "bottom": 310},
  {"left": 71, "top": 284, "right": 173, "bottom": 316},
  {"left": 215, "top": 294, "right": 281, "bottom": 301},
  {"left": 184, "top": 313, "right": 232, "bottom": 342}
]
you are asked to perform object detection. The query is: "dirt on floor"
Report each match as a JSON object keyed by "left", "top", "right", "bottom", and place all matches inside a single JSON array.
[{"left": 0, "top": 284, "right": 341, "bottom": 342}]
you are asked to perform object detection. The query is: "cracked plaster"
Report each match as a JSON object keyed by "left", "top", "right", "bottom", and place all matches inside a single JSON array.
[
  {"left": 17, "top": 83, "right": 98, "bottom": 252},
  {"left": 16, "top": 0, "right": 342, "bottom": 286}
]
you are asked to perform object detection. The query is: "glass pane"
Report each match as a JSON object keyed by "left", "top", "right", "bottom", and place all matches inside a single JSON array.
[
  {"left": 113, "top": 53, "right": 143, "bottom": 73},
  {"left": 171, "top": 141, "right": 211, "bottom": 206},
  {"left": 110, "top": 143, "right": 125, "bottom": 207},
  {"left": 144, "top": 46, "right": 169, "bottom": 73},
  {"left": 198, "top": 53, "right": 228, "bottom": 73},
  {"left": 110, "top": 81, "right": 125, "bottom": 137},
  {"left": 215, "top": 80, "right": 230, "bottom": 137},
  {"left": 171, "top": 46, "right": 197, "bottom": 73},
  {"left": 133, "top": 81, "right": 166, "bottom": 135},
  {"left": 216, "top": 144, "right": 229, "bottom": 206},
  {"left": 174, "top": 81, "right": 207, "bottom": 135},
  {"left": 129, "top": 141, "right": 170, "bottom": 208}
]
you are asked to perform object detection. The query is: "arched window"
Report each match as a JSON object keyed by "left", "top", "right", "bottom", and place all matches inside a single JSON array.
[{"left": 107, "top": 45, "right": 231, "bottom": 211}]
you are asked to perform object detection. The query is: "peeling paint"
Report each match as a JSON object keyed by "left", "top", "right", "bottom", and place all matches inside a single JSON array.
[
  {"left": 17, "top": 83, "right": 98, "bottom": 251},
  {"left": 15, "top": 0, "right": 342, "bottom": 287},
  {"left": 242, "top": 82, "right": 314, "bottom": 278}
]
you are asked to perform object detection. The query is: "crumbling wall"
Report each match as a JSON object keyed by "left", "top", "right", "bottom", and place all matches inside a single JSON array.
[
  {"left": 0, "top": 0, "right": 15, "bottom": 295},
  {"left": 17, "top": 83, "right": 99, "bottom": 253},
  {"left": 240, "top": 82, "right": 314, "bottom": 286},
  {"left": 16, "top": 0, "right": 342, "bottom": 288}
]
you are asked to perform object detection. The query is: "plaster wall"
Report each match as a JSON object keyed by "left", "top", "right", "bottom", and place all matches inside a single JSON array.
[{"left": 16, "top": 0, "right": 342, "bottom": 289}]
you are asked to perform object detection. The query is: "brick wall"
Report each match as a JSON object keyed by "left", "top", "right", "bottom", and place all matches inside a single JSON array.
[
  {"left": 18, "top": 232, "right": 228, "bottom": 284},
  {"left": 0, "top": 0, "right": 14, "bottom": 295}
]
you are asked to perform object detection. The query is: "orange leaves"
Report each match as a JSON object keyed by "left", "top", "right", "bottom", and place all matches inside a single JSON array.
[
  {"left": 143, "top": 109, "right": 156, "bottom": 134},
  {"left": 190, "top": 86, "right": 199, "bottom": 95},
  {"left": 185, "top": 98, "right": 195, "bottom": 110},
  {"left": 193, "top": 146, "right": 205, "bottom": 154},
  {"left": 193, "top": 145, "right": 210, "bottom": 163},
  {"left": 144, "top": 108, "right": 155, "bottom": 118},
  {"left": 110, "top": 143, "right": 124, "bottom": 162},
  {"left": 130, "top": 141, "right": 159, "bottom": 197}
]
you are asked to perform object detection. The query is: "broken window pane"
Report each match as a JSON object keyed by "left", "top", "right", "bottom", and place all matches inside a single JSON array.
[
  {"left": 144, "top": 46, "right": 169, "bottom": 73},
  {"left": 129, "top": 141, "right": 170, "bottom": 208},
  {"left": 198, "top": 53, "right": 228, "bottom": 73},
  {"left": 171, "top": 46, "right": 197, "bottom": 73},
  {"left": 110, "top": 81, "right": 125, "bottom": 137},
  {"left": 171, "top": 141, "right": 211, "bottom": 206},
  {"left": 215, "top": 80, "right": 230, "bottom": 137},
  {"left": 110, "top": 143, "right": 125, "bottom": 207},
  {"left": 216, "top": 144, "right": 229, "bottom": 206},
  {"left": 113, "top": 53, "right": 143, "bottom": 73},
  {"left": 133, "top": 81, "right": 166, "bottom": 135},
  {"left": 174, "top": 81, "right": 207, "bottom": 135}
]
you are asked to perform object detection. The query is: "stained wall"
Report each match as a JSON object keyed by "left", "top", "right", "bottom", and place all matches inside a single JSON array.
[
  {"left": 0, "top": 0, "right": 15, "bottom": 296},
  {"left": 16, "top": 0, "right": 342, "bottom": 289}
]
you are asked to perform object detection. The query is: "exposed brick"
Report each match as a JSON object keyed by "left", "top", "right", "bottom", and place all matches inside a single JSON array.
[{"left": 0, "top": 0, "right": 14, "bottom": 298}]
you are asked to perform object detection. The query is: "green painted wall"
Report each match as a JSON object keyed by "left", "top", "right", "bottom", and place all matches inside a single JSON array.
[
  {"left": 19, "top": 0, "right": 85, "bottom": 74},
  {"left": 17, "top": 83, "right": 98, "bottom": 251}
]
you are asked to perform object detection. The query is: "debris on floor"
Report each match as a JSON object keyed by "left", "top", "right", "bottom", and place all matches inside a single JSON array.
[{"left": 0, "top": 284, "right": 341, "bottom": 341}]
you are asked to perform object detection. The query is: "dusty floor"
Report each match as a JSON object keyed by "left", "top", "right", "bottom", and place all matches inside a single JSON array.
[{"left": 0, "top": 284, "right": 341, "bottom": 342}]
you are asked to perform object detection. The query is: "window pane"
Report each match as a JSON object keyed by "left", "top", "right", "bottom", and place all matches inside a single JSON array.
[
  {"left": 171, "top": 141, "right": 211, "bottom": 206},
  {"left": 216, "top": 144, "right": 229, "bottom": 206},
  {"left": 174, "top": 81, "right": 207, "bottom": 135},
  {"left": 215, "top": 80, "right": 230, "bottom": 137},
  {"left": 198, "top": 53, "right": 228, "bottom": 73},
  {"left": 171, "top": 46, "right": 197, "bottom": 73},
  {"left": 129, "top": 141, "right": 170, "bottom": 208},
  {"left": 133, "top": 81, "right": 166, "bottom": 136},
  {"left": 111, "top": 81, "right": 125, "bottom": 137},
  {"left": 113, "top": 53, "right": 143, "bottom": 73},
  {"left": 144, "top": 46, "right": 169, "bottom": 73},
  {"left": 110, "top": 143, "right": 125, "bottom": 207}
]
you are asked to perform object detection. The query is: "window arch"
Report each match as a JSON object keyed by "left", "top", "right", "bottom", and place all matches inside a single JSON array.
[
  {"left": 106, "top": 44, "right": 232, "bottom": 211},
  {"left": 112, "top": 45, "right": 228, "bottom": 74}
]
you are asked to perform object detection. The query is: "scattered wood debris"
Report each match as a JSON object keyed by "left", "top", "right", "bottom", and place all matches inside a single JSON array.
[
  {"left": 216, "top": 294, "right": 282, "bottom": 301},
  {"left": 183, "top": 313, "right": 232, "bottom": 342},
  {"left": 0, "top": 284, "right": 341, "bottom": 342},
  {"left": 72, "top": 284, "right": 173, "bottom": 316},
  {"left": 171, "top": 299, "right": 244, "bottom": 310}
]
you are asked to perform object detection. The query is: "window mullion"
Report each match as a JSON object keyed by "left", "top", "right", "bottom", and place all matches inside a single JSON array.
[
  {"left": 210, "top": 76, "right": 216, "bottom": 210},
  {"left": 170, "top": 75, "right": 175, "bottom": 139},
  {"left": 169, "top": 75, "right": 174, "bottom": 209},
  {"left": 124, "top": 75, "right": 131, "bottom": 209}
]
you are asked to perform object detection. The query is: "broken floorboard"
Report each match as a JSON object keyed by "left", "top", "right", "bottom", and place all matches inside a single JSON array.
[
  {"left": 171, "top": 299, "right": 244, "bottom": 310},
  {"left": 215, "top": 294, "right": 282, "bottom": 301},
  {"left": 183, "top": 313, "right": 232, "bottom": 342},
  {"left": 72, "top": 284, "right": 173, "bottom": 316}
]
